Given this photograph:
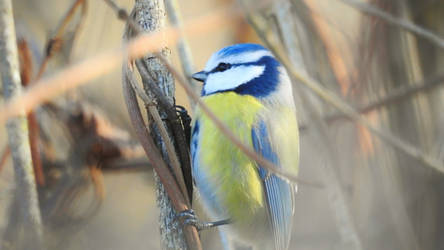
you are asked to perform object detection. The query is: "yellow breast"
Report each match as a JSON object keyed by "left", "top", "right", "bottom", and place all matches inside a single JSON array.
[{"left": 194, "top": 92, "right": 266, "bottom": 220}]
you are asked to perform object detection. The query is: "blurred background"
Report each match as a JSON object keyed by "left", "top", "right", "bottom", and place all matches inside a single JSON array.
[{"left": 1, "top": 0, "right": 444, "bottom": 249}]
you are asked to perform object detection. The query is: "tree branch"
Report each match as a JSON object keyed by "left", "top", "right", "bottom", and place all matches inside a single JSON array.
[
  {"left": 122, "top": 0, "right": 201, "bottom": 249},
  {"left": 0, "top": 0, "right": 43, "bottom": 249},
  {"left": 247, "top": 6, "right": 444, "bottom": 175},
  {"left": 322, "top": 73, "right": 444, "bottom": 125},
  {"left": 272, "top": 1, "right": 363, "bottom": 248},
  {"left": 0, "top": 5, "right": 234, "bottom": 126},
  {"left": 164, "top": 0, "right": 200, "bottom": 106},
  {"left": 36, "top": 0, "right": 87, "bottom": 80},
  {"left": 337, "top": 0, "right": 444, "bottom": 49},
  {"left": 126, "top": 66, "right": 190, "bottom": 205}
]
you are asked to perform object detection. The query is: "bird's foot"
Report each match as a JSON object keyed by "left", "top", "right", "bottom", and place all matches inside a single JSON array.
[{"left": 177, "top": 209, "right": 231, "bottom": 231}]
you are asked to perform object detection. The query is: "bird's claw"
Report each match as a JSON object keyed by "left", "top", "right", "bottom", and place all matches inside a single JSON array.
[{"left": 177, "top": 209, "right": 231, "bottom": 231}]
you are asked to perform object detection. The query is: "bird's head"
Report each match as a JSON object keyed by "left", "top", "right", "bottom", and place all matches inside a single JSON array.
[{"left": 192, "top": 43, "right": 287, "bottom": 98}]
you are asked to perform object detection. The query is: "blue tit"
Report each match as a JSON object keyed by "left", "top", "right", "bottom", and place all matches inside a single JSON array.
[{"left": 191, "top": 43, "right": 299, "bottom": 250}]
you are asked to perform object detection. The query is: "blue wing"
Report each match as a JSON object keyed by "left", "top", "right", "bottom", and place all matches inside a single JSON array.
[
  {"left": 252, "top": 120, "right": 294, "bottom": 250},
  {"left": 190, "top": 120, "right": 199, "bottom": 172},
  {"left": 191, "top": 119, "right": 223, "bottom": 215}
]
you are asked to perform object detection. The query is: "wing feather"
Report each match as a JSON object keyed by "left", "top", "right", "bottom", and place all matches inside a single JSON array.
[{"left": 252, "top": 118, "right": 296, "bottom": 250}]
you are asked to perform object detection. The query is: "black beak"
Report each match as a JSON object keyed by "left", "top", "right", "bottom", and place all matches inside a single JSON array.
[{"left": 192, "top": 71, "right": 207, "bottom": 82}]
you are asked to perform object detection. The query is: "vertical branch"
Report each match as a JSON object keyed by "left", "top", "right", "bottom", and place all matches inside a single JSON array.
[
  {"left": 0, "top": 0, "right": 44, "bottom": 249},
  {"left": 164, "top": 0, "right": 199, "bottom": 107},
  {"left": 353, "top": 2, "right": 421, "bottom": 249},
  {"left": 18, "top": 39, "right": 46, "bottom": 187},
  {"left": 125, "top": 1, "right": 198, "bottom": 249},
  {"left": 272, "top": 1, "right": 364, "bottom": 249}
]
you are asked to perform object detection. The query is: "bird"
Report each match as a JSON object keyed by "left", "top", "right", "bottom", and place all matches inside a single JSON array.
[{"left": 190, "top": 43, "right": 299, "bottom": 250}]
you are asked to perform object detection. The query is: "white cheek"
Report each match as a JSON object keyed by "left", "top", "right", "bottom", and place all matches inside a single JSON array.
[{"left": 203, "top": 65, "right": 265, "bottom": 95}]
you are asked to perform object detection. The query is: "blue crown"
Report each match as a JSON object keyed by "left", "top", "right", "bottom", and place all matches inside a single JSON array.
[{"left": 217, "top": 43, "right": 267, "bottom": 57}]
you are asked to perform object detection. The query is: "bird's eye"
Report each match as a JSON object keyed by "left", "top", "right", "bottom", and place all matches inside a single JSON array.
[{"left": 214, "top": 62, "right": 231, "bottom": 72}]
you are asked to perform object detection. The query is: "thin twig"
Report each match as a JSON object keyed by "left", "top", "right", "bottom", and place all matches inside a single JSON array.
[
  {"left": 248, "top": 11, "right": 444, "bottom": 174},
  {"left": 0, "top": 1, "right": 279, "bottom": 125},
  {"left": 15, "top": 0, "right": 87, "bottom": 189},
  {"left": 36, "top": 0, "right": 87, "bottom": 80},
  {"left": 155, "top": 53, "right": 323, "bottom": 188},
  {"left": 164, "top": 0, "right": 200, "bottom": 106},
  {"left": 0, "top": 147, "right": 10, "bottom": 173},
  {"left": 135, "top": 59, "right": 175, "bottom": 110},
  {"left": 321, "top": 73, "right": 444, "bottom": 126},
  {"left": 124, "top": 1, "right": 200, "bottom": 248},
  {"left": 0, "top": 0, "right": 43, "bottom": 249},
  {"left": 148, "top": 105, "right": 190, "bottom": 204},
  {"left": 122, "top": 66, "right": 189, "bottom": 212},
  {"left": 134, "top": 59, "right": 194, "bottom": 201},
  {"left": 18, "top": 38, "right": 45, "bottom": 186},
  {"left": 287, "top": 58, "right": 444, "bottom": 174},
  {"left": 125, "top": 65, "right": 155, "bottom": 106},
  {"left": 272, "top": 2, "right": 363, "bottom": 248},
  {"left": 102, "top": 0, "right": 141, "bottom": 33},
  {"left": 105, "top": 158, "right": 151, "bottom": 171},
  {"left": 116, "top": 3, "right": 198, "bottom": 248},
  {"left": 298, "top": 67, "right": 444, "bottom": 132},
  {"left": 122, "top": 65, "right": 201, "bottom": 250},
  {"left": 126, "top": 67, "right": 190, "bottom": 205},
  {"left": 0, "top": 5, "right": 235, "bottom": 126},
  {"left": 337, "top": 0, "right": 444, "bottom": 49}
]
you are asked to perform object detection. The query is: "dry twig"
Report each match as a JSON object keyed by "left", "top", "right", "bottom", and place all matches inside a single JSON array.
[
  {"left": 126, "top": 66, "right": 190, "bottom": 204},
  {"left": 0, "top": 147, "right": 10, "bottom": 173},
  {"left": 338, "top": 0, "right": 444, "bottom": 49},
  {"left": 120, "top": 1, "right": 200, "bottom": 249},
  {"left": 247, "top": 7, "right": 444, "bottom": 174},
  {"left": 18, "top": 39, "right": 46, "bottom": 186},
  {"left": 318, "top": 73, "right": 444, "bottom": 127},
  {"left": 164, "top": 0, "right": 200, "bottom": 106},
  {"left": 36, "top": 0, "right": 87, "bottom": 79},
  {"left": 271, "top": 2, "right": 363, "bottom": 248},
  {"left": 0, "top": 6, "right": 234, "bottom": 125},
  {"left": 134, "top": 59, "right": 193, "bottom": 197},
  {"left": 122, "top": 65, "right": 201, "bottom": 250}
]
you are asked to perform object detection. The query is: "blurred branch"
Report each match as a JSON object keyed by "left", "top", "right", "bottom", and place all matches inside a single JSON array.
[
  {"left": 122, "top": 65, "right": 200, "bottom": 250},
  {"left": 126, "top": 65, "right": 190, "bottom": 204},
  {"left": 247, "top": 3, "right": 444, "bottom": 175},
  {"left": 39, "top": 100, "right": 144, "bottom": 228},
  {"left": 120, "top": 1, "right": 201, "bottom": 249},
  {"left": 13, "top": 0, "right": 87, "bottom": 191},
  {"left": 272, "top": 1, "right": 363, "bottom": 249},
  {"left": 122, "top": 66, "right": 186, "bottom": 209},
  {"left": 134, "top": 59, "right": 193, "bottom": 184},
  {"left": 102, "top": 0, "right": 141, "bottom": 33},
  {"left": 317, "top": 73, "right": 444, "bottom": 127},
  {"left": 0, "top": 5, "right": 235, "bottom": 126},
  {"left": 337, "top": 0, "right": 444, "bottom": 49},
  {"left": 36, "top": 0, "right": 87, "bottom": 79},
  {"left": 164, "top": 0, "right": 200, "bottom": 107},
  {"left": 0, "top": 147, "right": 10, "bottom": 173},
  {"left": 18, "top": 38, "right": 46, "bottom": 186},
  {"left": 0, "top": 0, "right": 43, "bottom": 249},
  {"left": 105, "top": 158, "right": 151, "bottom": 171}
]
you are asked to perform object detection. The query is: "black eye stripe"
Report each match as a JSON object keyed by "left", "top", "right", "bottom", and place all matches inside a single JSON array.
[
  {"left": 213, "top": 62, "right": 231, "bottom": 72},
  {"left": 208, "top": 56, "right": 275, "bottom": 74}
]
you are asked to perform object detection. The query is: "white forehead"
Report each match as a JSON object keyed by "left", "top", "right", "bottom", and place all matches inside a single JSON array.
[{"left": 204, "top": 50, "right": 273, "bottom": 71}]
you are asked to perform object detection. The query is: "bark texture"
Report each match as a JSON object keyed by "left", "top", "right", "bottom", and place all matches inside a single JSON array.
[{"left": 0, "top": 0, "right": 43, "bottom": 249}]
